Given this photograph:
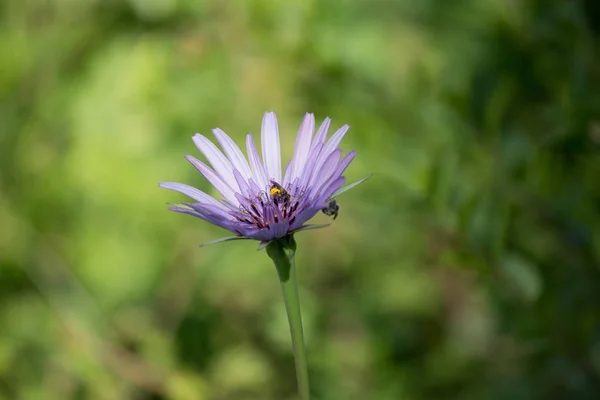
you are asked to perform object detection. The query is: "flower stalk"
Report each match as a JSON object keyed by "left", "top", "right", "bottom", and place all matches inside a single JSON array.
[
  {"left": 267, "top": 236, "right": 310, "bottom": 400},
  {"left": 159, "top": 112, "right": 369, "bottom": 399}
]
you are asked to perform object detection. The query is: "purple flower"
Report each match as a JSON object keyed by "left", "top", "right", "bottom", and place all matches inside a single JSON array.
[{"left": 160, "top": 112, "right": 356, "bottom": 243}]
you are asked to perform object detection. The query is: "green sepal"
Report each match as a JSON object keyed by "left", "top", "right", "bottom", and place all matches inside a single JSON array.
[
  {"left": 257, "top": 240, "right": 270, "bottom": 251},
  {"left": 330, "top": 173, "right": 373, "bottom": 198},
  {"left": 293, "top": 223, "right": 331, "bottom": 233},
  {"left": 199, "top": 235, "right": 248, "bottom": 247}
]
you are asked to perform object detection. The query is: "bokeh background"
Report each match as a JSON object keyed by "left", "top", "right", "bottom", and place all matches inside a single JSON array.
[{"left": 2, "top": 0, "right": 600, "bottom": 399}]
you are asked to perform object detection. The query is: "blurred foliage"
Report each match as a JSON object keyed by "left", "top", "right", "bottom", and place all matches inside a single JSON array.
[{"left": 1, "top": 0, "right": 600, "bottom": 399}]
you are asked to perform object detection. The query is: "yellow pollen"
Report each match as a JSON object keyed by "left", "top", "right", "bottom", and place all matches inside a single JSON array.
[{"left": 270, "top": 187, "right": 281, "bottom": 196}]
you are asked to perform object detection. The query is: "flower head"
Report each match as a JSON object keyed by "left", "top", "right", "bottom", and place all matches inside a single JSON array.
[{"left": 160, "top": 112, "right": 356, "bottom": 243}]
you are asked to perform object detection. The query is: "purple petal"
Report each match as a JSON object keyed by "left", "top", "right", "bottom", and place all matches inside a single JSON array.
[
  {"left": 333, "top": 150, "right": 356, "bottom": 178},
  {"left": 234, "top": 192, "right": 252, "bottom": 211},
  {"left": 282, "top": 159, "right": 293, "bottom": 186},
  {"left": 270, "top": 221, "right": 290, "bottom": 239},
  {"left": 314, "top": 150, "right": 356, "bottom": 196},
  {"left": 247, "top": 228, "right": 274, "bottom": 241},
  {"left": 261, "top": 112, "right": 282, "bottom": 183},
  {"left": 286, "top": 113, "right": 314, "bottom": 185},
  {"left": 185, "top": 202, "right": 232, "bottom": 220},
  {"left": 314, "top": 124, "right": 349, "bottom": 168},
  {"left": 292, "top": 177, "right": 345, "bottom": 232},
  {"left": 311, "top": 117, "right": 331, "bottom": 152},
  {"left": 287, "top": 177, "right": 301, "bottom": 194},
  {"left": 248, "top": 221, "right": 289, "bottom": 241},
  {"left": 185, "top": 155, "right": 238, "bottom": 205},
  {"left": 212, "top": 128, "right": 253, "bottom": 180},
  {"left": 246, "top": 133, "right": 268, "bottom": 189},
  {"left": 299, "top": 141, "right": 323, "bottom": 188},
  {"left": 289, "top": 177, "right": 343, "bottom": 231},
  {"left": 298, "top": 118, "right": 330, "bottom": 187},
  {"left": 168, "top": 205, "right": 237, "bottom": 232},
  {"left": 262, "top": 205, "right": 275, "bottom": 225},
  {"left": 308, "top": 148, "right": 341, "bottom": 190},
  {"left": 192, "top": 134, "right": 237, "bottom": 189},
  {"left": 319, "top": 176, "right": 346, "bottom": 204},
  {"left": 159, "top": 182, "right": 225, "bottom": 209},
  {"left": 289, "top": 205, "right": 321, "bottom": 231},
  {"left": 220, "top": 199, "right": 239, "bottom": 210},
  {"left": 232, "top": 169, "right": 251, "bottom": 197},
  {"left": 247, "top": 178, "right": 263, "bottom": 197}
]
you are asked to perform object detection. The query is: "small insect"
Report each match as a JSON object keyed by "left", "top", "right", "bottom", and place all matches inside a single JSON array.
[
  {"left": 269, "top": 181, "right": 291, "bottom": 206},
  {"left": 321, "top": 199, "right": 339, "bottom": 220}
]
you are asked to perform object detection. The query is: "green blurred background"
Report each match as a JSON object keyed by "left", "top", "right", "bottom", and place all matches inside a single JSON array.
[{"left": 2, "top": 0, "right": 600, "bottom": 399}]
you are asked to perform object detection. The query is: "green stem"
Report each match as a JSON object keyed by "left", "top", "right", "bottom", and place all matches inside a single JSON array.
[{"left": 266, "top": 236, "right": 310, "bottom": 400}]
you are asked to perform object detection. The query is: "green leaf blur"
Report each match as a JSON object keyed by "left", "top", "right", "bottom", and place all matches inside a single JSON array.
[{"left": 1, "top": 0, "right": 599, "bottom": 399}]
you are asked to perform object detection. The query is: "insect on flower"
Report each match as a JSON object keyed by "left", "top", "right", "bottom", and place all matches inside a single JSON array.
[
  {"left": 159, "top": 112, "right": 358, "bottom": 244},
  {"left": 269, "top": 181, "right": 291, "bottom": 207},
  {"left": 321, "top": 199, "right": 339, "bottom": 220}
]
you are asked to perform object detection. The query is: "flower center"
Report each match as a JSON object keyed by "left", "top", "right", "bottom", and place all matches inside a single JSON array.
[{"left": 234, "top": 181, "right": 305, "bottom": 230}]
